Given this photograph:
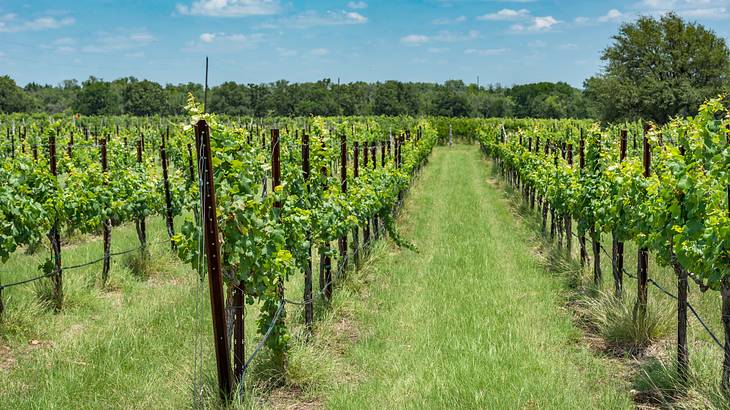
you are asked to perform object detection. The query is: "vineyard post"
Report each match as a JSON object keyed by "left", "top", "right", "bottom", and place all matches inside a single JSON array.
[
  {"left": 338, "top": 134, "right": 348, "bottom": 272},
  {"left": 363, "top": 141, "right": 370, "bottom": 247},
  {"left": 551, "top": 150, "right": 558, "bottom": 243},
  {"left": 613, "top": 130, "right": 627, "bottom": 299},
  {"left": 381, "top": 140, "right": 385, "bottom": 168},
  {"left": 271, "top": 127, "right": 286, "bottom": 370},
  {"left": 195, "top": 119, "right": 233, "bottom": 401},
  {"left": 10, "top": 127, "right": 15, "bottom": 160},
  {"left": 541, "top": 140, "right": 549, "bottom": 235},
  {"left": 578, "top": 131, "right": 587, "bottom": 267},
  {"left": 319, "top": 137, "right": 332, "bottom": 301},
  {"left": 135, "top": 140, "right": 148, "bottom": 255},
  {"left": 302, "top": 132, "right": 313, "bottom": 332},
  {"left": 48, "top": 133, "right": 63, "bottom": 311},
  {"left": 67, "top": 132, "right": 73, "bottom": 158},
  {"left": 724, "top": 130, "right": 730, "bottom": 395},
  {"left": 187, "top": 143, "right": 200, "bottom": 224},
  {"left": 592, "top": 132, "right": 602, "bottom": 288},
  {"left": 20, "top": 126, "right": 25, "bottom": 155},
  {"left": 565, "top": 143, "right": 573, "bottom": 255},
  {"left": 635, "top": 123, "right": 651, "bottom": 321},
  {"left": 101, "top": 138, "right": 112, "bottom": 286},
  {"left": 352, "top": 141, "right": 360, "bottom": 268},
  {"left": 160, "top": 135, "right": 176, "bottom": 251},
  {"left": 371, "top": 142, "right": 379, "bottom": 239},
  {"left": 532, "top": 135, "right": 542, "bottom": 209}
]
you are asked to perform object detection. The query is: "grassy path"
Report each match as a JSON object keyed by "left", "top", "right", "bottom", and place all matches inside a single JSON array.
[{"left": 326, "top": 145, "right": 633, "bottom": 409}]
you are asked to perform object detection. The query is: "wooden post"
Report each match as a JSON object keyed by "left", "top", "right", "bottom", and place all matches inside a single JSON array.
[
  {"left": 100, "top": 138, "right": 112, "bottom": 286},
  {"left": 135, "top": 140, "right": 148, "bottom": 255},
  {"left": 592, "top": 133, "right": 602, "bottom": 287},
  {"left": 195, "top": 119, "right": 233, "bottom": 400},
  {"left": 160, "top": 137, "right": 176, "bottom": 251},
  {"left": 613, "top": 130, "right": 627, "bottom": 298},
  {"left": 565, "top": 143, "right": 573, "bottom": 255},
  {"left": 48, "top": 133, "right": 63, "bottom": 311},
  {"left": 302, "top": 133, "right": 313, "bottom": 331},
  {"left": 270, "top": 128, "right": 286, "bottom": 367},
  {"left": 363, "top": 141, "right": 370, "bottom": 246},
  {"left": 635, "top": 124, "right": 651, "bottom": 320},
  {"left": 578, "top": 131, "right": 587, "bottom": 267},
  {"left": 370, "top": 142, "right": 379, "bottom": 239},
  {"left": 338, "top": 134, "right": 348, "bottom": 270},
  {"left": 319, "top": 137, "right": 332, "bottom": 301},
  {"left": 352, "top": 141, "right": 360, "bottom": 268},
  {"left": 67, "top": 132, "right": 73, "bottom": 158},
  {"left": 724, "top": 131, "right": 730, "bottom": 397}
]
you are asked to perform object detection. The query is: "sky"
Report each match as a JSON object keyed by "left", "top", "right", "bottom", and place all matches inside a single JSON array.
[{"left": 2, "top": 0, "right": 730, "bottom": 88}]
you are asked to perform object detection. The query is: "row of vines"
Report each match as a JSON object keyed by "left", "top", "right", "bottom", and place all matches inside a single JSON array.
[
  {"left": 478, "top": 98, "right": 729, "bottom": 395},
  {"left": 0, "top": 96, "right": 438, "bottom": 399}
]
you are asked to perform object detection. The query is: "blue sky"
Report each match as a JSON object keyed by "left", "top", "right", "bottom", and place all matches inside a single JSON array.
[{"left": 2, "top": 0, "right": 730, "bottom": 88}]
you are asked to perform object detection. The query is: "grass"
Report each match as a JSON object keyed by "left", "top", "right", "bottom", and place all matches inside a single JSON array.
[
  {"left": 315, "top": 145, "right": 633, "bottom": 409},
  {"left": 487, "top": 153, "right": 730, "bottom": 409}
]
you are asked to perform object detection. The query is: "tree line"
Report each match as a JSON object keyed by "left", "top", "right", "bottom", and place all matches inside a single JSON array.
[{"left": 0, "top": 75, "right": 594, "bottom": 119}]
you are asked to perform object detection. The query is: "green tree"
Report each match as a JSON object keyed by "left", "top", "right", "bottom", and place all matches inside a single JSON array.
[
  {"left": 0, "top": 76, "right": 33, "bottom": 113},
  {"left": 584, "top": 12, "right": 730, "bottom": 123},
  {"left": 123, "top": 79, "right": 166, "bottom": 116},
  {"left": 74, "top": 77, "right": 122, "bottom": 115}
]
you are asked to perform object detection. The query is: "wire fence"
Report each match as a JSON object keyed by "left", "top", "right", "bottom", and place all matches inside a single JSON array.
[{"left": 0, "top": 238, "right": 170, "bottom": 291}]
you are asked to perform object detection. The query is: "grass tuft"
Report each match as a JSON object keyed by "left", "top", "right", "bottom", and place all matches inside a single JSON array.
[{"left": 575, "top": 291, "right": 674, "bottom": 354}]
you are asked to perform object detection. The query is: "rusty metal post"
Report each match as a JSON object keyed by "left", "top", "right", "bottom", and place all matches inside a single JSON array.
[
  {"left": 100, "top": 138, "right": 112, "bottom": 286},
  {"left": 48, "top": 133, "right": 63, "bottom": 311},
  {"left": 195, "top": 119, "right": 233, "bottom": 401},
  {"left": 635, "top": 123, "right": 651, "bottom": 320},
  {"left": 302, "top": 133, "right": 313, "bottom": 331},
  {"left": 160, "top": 138, "right": 176, "bottom": 251}
]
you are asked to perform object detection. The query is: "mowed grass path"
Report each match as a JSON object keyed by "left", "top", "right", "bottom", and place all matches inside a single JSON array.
[{"left": 326, "top": 145, "right": 633, "bottom": 409}]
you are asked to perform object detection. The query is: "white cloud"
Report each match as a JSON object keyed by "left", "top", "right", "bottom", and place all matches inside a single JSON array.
[
  {"left": 433, "top": 29, "right": 479, "bottom": 42},
  {"left": 81, "top": 30, "right": 156, "bottom": 53},
  {"left": 681, "top": 7, "right": 730, "bottom": 19},
  {"left": 277, "top": 47, "right": 297, "bottom": 56},
  {"left": 638, "top": 0, "right": 677, "bottom": 9},
  {"left": 195, "top": 32, "right": 263, "bottom": 45},
  {"left": 310, "top": 48, "right": 329, "bottom": 56},
  {"left": 346, "top": 1, "right": 368, "bottom": 9},
  {"left": 432, "top": 15, "right": 466, "bottom": 25},
  {"left": 558, "top": 43, "right": 578, "bottom": 50},
  {"left": 400, "top": 30, "right": 478, "bottom": 45},
  {"left": 262, "top": 10, "right": 367, "bottom": 28},
  {"left": 512, "top": 16, "right": 559, "bottom": 32},
  {"left": 40, "top": 37, "right": 78, "bottom": 53},
  {"left": 427, "top": 47, "right": 449, "bottom": 53},
  {"left": 574, "top": 16, "right": 590, "bottom": 24},
  {"left": 464, "top": 48, "right": 508, "bottom": 56},
  {"left": 401, "top": 34, "right": 429, "bottom": 44},
  {"left": 0, "top": 14, "right": 75, "bottom": 33},
  {"left": 477, "top": 8, "right": 530, "bottom": 21},
  {"left": 598, "top": 9, "right": 623, "bottom": 22},
  {"left": 532, "top": 16, "right": 559, "bottom": 30},
  {"left": 176, "top": 0, "right": 281, "bottom": 17}
]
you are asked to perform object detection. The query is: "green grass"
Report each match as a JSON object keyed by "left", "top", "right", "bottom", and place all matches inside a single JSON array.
[
  {"left": 320, "top": 145, "right": 633, "bottom": 409},
  {"left": 488, "top": 153, "right": 729, "bottom": 409}
]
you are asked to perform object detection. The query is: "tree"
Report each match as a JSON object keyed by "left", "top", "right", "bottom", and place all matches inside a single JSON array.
[
  {"left": 123, "top": 80, "right": 166, "bottom": 116},
  {"left": 74, "top": 77, "right": 122, "bottom": 115},
  {"left": 584, "top": 13, "right": 730, "bottom": 123},
  {"left": 0, "top": 76, "right": 33, "bottom": 113}
]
